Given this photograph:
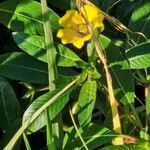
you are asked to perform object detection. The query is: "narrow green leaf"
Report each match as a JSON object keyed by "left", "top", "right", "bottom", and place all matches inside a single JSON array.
[
  {"left": 63, "top": 124, "right": 114, "bottom": 150},
  {"left": 0, "top": 77, "right": 20, "bottom": 130},
  {"left": 0, "top": 0, "right": 59, "bottom": 35},
  {"left": 126, "top": 40, "right": 150, "bottom": 69},
  {"left": 78, "top": 80, "right": 97, "bottom": 127},
  {"left": 0, "top": 52, "right": 48, "bottom": 84},
  {"left": 99, "top": 35, "right": 134, "bottom": 105}
]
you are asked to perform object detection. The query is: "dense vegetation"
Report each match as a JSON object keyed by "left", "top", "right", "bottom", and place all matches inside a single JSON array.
[{"left": 0, "top": 0, "right": 150, "bottom": 149}]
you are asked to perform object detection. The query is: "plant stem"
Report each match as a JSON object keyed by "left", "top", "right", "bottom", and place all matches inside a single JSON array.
[
  {"left": 23, "top": 133, "right": 31, "bottom": 150},
  {"left": 69, "top": 108, "right": 89, "bottom": 150},
  {"left": 41, "top": 0, "right": 57, "bottom": 90},
  {"left": 76, "top": 1, "right": 123, "bottom": 145},
  {"left": 41, "top": 0, "right": 62, "bottom": 149},
  {"left": 45, "top": 109, "right": 56, "bottom": 150}
]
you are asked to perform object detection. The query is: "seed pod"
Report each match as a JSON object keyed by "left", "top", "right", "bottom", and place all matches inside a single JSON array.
[{"left": 71, "top": 102, "right": 81, "bottom": 115}]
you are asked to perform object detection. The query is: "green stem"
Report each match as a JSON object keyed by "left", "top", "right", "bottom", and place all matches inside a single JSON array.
[
  {"left": 41, "top": 0, "right": 62, "bottom": 149},
  {"left": 69, "top": 108, "right": 89, "bottom": 150},
  {"left": 41, "top": 0, "right": 57, "bottom": 90},
  {"left": 23, "top": 133, "right": 31, "bottom": 150},
  {"left": 45, "top": 109, "right": 56, "bottom": 150}
]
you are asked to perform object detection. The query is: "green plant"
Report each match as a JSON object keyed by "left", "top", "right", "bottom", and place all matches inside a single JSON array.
[{"left": 0, "top": 0, "right": 150, "bottom": 149}]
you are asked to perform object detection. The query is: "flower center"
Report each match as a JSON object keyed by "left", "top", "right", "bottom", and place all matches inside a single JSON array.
[{"left": 78, "top": 24, "right": 88, "bottom": 34}]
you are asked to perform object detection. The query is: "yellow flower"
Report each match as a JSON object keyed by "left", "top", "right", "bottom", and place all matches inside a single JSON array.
[{"left": 57, "top": 4, "right": 104, "bottom": 49}]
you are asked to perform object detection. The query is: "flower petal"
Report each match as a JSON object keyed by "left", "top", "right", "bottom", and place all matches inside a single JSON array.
[
  {"left": 57, "top": 28, "right": 82, "bottom": 44},
  {"left": 73, "top": 34, "right": 91, "bottom": 49},
  {"left": 93, "top": 13, "right": 104, "bottom": 29},
  {"left": 57, "top": 4, "right": 105, "bottom": 49},
  {"left": 81, "top": 5, "right": 100, "bottom": 21},
  {"left": 59, "top": 10, "right": 85, "bottom": 28}
]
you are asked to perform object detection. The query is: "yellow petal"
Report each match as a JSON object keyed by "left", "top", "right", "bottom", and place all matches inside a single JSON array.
[
  {"left": 92, "top": 13, "right": 104, "bottom": 30},
  {"left": 73, "top": 34, "right": 91, "bottom": 49},
  {"left": 57, "top": 28, "right": 81, "bottom": 44},
  {"left": 80, "top": 5, "right": 100, "bottom": 21},
  {"left": 59, "top": 10, "right": 85, "bottom": 28}
]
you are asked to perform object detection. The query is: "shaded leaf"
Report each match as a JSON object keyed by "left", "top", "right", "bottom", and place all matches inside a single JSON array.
[
  {"left": 0, "top": 0, "right": 59, "bottom": 35},
  {"left": 128, "top": 1, "right": 150, "bottom": 44},
  {"left": 78, "top": 80, "right": 97, "bottom": 126},
  {"left": 0, "top": 52, "right": 48, "bottom": 84},
  {"left": 47, "top": 0, "right": 70, "bottom": 10},
  {"left": 0, "top": 118, "right": 22, "bottom": 150},
  {"left": 0, "top": 77, "right": 20, "bottom": 130}
]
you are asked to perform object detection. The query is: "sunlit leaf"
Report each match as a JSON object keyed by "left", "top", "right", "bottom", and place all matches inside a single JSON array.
[
  {"left": 12, "top": 32, "right": 47, "bottom": 62},
  {"left": 56, "top": 44, "right": 88, "bottom": 68},
  {"left": 23, "top": 88, "right": 71, "bottom": 134},
  {"left": 78, "top": 80, "right": 97, "bottom": 126},
  {"left": 0, "top": 0, "right": 59, "bottom": 35},
  {"left": 13, "top": 32, "right": 88, "bottom": 68}
]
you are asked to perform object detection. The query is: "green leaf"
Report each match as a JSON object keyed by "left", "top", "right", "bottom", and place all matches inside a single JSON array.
[
  {"left": 0, "top": 52, "right": 48, "bottom": 84},
  {"left": 128, "top": 1, "right": 150, "bottom": 43},
  {"left": 125, "top": 40, "right": 150, "bottom": 69},
  {"left": 56, "top": 44, "right": 88, "bottom": 68},
  {"left": 0, "top": 0, "right": 59, "bottom": 35},
  {"left": 23, "top": 88, "right": 71, "bottom": 134},
  {"left": 63, "top": 123, "right": 114, "bottom": 150},
  {"left": 78, "top": 80, "right": 97, "bottom": 127},
  {"left": 12, "top": 32, "right": 47, "bottom": 62},
  {"left": 12, "top": 32, "right": 88, "bottom": 68},
  {"left": 99, "top": 35, "right": 134, "bottom": 105},
  {"left": 0, "top": 77, "right": 20, "bottom": 130}
]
